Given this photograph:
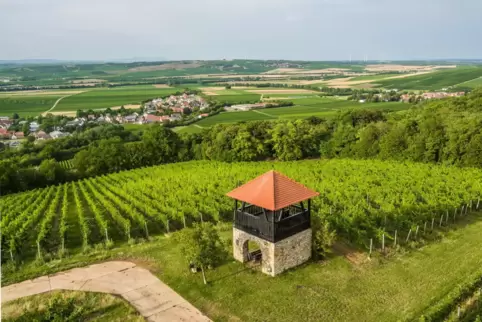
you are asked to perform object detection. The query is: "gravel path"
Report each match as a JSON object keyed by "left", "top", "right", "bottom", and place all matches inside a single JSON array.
[{"left": 1, "top": 261, "right": 211, "bottom": 322}]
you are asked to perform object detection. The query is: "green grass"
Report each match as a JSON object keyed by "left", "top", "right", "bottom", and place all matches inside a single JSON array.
[
  {"left": 457, "top": 77, "right": 482, "bottom": 88},
  {"left": 0, "top": 95, "right": 64, "bottom": 116},
  {"left": 4, "top": 214, "right": 482, "bottom": 322},
  {"left": 1, "top": 290, "right": 144, "bottom": 321},
  {"left": 208, "top": 94, "right": 261, "bottom": 104},
  {"left": 192, "top": 99, "right": 409, "bottom": 127},
  {"left": 376, "top": 67, "right": 482, "bottom": 90},
  {"left": 54, "top": 86, "right": 179, "bottom": 111}
]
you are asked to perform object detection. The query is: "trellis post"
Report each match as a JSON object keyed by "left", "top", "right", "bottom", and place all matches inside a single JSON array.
[
  {"left": 382, "top": 234, "right": 385, "bottom": 252},
  {"left": 393, "top": 230, "right": 397, "bottom": 247},
  {"left": 406, "top": 229, "right": 412, "bottom": 243},
  {"left": 423, "top": 222, "right": 427, "bottom": 234},
  {"left": 415, "top": 226, "right": 419, "bottom": 239},
  {"left": 431, "top": 218, "right": 435, "bottom": 231},
  {"left": 369, "top": 238, "right": 373, "bottom": 257}
]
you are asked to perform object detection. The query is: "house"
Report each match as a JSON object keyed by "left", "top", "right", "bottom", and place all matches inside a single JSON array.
[
  {"left": 169, "top": 113, "right": 182, "bottom": 121},
  {"left": 29, "top": 121, "right": 40, "bottom": 132},
  {"left": 0, "top": 116, "right": 10, "bottom": 121},
  {"left": 34, "top": 131, "right": 51, "bottom": 140},
  {"left": 171, "top": 107, "right": 184, "bottom": 114},
  {"left": 144, "top": 114, "right": 163, "bottom": 123},
  {"left": 400, "top": 94, "right": 411, "bottom": 103},
  {"left": 124, "top": 114, "right": 137, "bottom": 123},
  {"left": 97, "top": 116, "right": 106, "bottom": 123},
  {"left": 0, "top": 128, "right": 8, "bottom": 137},
  {"left": 8, "top": 141, "right": 21, "bottom": 148},
  {"left": 12, "top": 132, "right": 24, "bottom": 139},
  {"left": 49, "top": 130, "right": 69, "bottom": 139},
  {"left": 198, "top": 113, "right": 209, "bottom": 119}
]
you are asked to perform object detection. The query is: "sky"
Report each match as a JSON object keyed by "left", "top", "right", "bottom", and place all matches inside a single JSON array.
[{"left": 1, "top": 0, "right": 481, "bottom": 61}]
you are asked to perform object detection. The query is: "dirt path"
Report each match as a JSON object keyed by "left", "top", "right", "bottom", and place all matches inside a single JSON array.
[
  {"left": 1, "top": 261, "right": 211, "bottom": 322},
  {"left": 252, "top": 109, "right": 277, "bottom": 118},
  {"left": 42, "top": 95, "right": 74, "bottom": 116}
]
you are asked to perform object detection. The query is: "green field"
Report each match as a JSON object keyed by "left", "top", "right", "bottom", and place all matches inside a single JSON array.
[
  {"left": 0, "top": 94, "right": 64, "bottom": 116},
  {"left": 192, "top": 99, "right": 409, "bottom": 129},
  {"left": 376, "top": 67, "right": 482, "bottom": 90},
  {"left": 2, "top": 290, "right": 143, "bottom": 321},
  {"left": 457, "top": 76, "right": 482, "bottom": 88},
  {"left": 54, "top": 86, "right": 179, "bottom": 111},
  {"left": 206, "top": 94, "right": 261, "bottom": 104}
]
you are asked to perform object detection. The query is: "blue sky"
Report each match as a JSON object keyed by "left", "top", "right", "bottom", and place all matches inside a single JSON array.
[{"left": 1, "top": 0, "right": 480, "bottom": 61}]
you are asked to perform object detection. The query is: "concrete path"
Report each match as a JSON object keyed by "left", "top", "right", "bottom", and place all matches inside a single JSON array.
[{"left": 1, "top": 261, "right": 211, "bottom": 322}]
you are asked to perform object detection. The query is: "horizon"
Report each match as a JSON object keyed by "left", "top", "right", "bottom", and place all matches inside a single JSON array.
[{"left": 2, "top": 0, "right": 481, "bottom": 61}]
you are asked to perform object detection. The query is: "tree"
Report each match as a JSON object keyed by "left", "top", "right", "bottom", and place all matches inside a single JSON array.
[
  {"left": 22, "top": 122, "right": 30, "bottom": 136},
  {"left": 12, "top": 112, "right": 19, "bottom": 119},
  {"left": 174, "top": 223, "right": 226, "bottom": 285},
  {"left": 311, "top": 216, "right": 336, "bottom": 259}
]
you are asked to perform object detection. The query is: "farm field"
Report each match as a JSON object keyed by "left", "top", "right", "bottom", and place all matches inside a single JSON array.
[
  {"left": 1, "top": 160, "right": 482, "bottom": 322},
  {"left": 0, "top": 89, "right": 82, "bottom": 116},
  {"left": 457, "top": 76, "right": 482, "bottom": 88},
  {"left": 376, "top": 66, "right": 482, "bottom": 90},
  {"left": 1, "top": 290, "right": 144, "bottom": 321},
  {"left": 53, "top": 86, "right": 179, "bottom": 111},
  {"left": 192, "top": 99, "right": 409, "bottom": 129}
]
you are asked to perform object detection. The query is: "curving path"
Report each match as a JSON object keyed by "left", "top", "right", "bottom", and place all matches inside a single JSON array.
[{"left": 1, "top": 261, "right": 211, "bottom": 322}]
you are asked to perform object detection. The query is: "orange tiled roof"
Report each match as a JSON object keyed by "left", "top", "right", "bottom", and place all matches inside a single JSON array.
[{"left": 226, "top": 170, "right": 319, "bottom": 211}]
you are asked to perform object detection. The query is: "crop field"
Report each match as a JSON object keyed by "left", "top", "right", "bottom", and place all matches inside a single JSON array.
[
  {"left": 350, "top": 73, "right": 401, "bottom": 81},
  {"left": 58, "top": 160, "right": 74, "bottom": 169},
  {"left": 191, "top": 99, "right": 409, "bottom": 129},
  {"left": 1, "top": 159, "right": 481, "bottom": 263},
  {"left": 376, "top": 67, "right": 482, "bottom": 90},
  {"left": 457, "top": 76, "right": 482, "bottom": 88},
  {"left": 53, "top": 86, "right": 179, "bottom": 111},
  {"left": 0, "top": 94, "right": 65, "bottom": 116},
  {"left": 206, "top": 94, "right": 261, "bottom": 104}
]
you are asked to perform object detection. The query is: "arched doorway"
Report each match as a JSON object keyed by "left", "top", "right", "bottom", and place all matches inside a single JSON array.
[{"left": 241, "top": 239, "right": 264, "bottom": 264}]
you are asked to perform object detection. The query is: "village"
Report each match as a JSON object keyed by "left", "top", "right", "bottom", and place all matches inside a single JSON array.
[{"left": 0, "top": 93, "right": 211, "bottom": 147}]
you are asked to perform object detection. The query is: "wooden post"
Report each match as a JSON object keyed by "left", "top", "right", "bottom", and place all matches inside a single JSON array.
[
  {"left": 144, "top": 222, "right": 149, "bottom": 238},
  {"left": 62, "top": 238, "right": 65, "bottom": 253},
  {"left": 477, "top": 198, "right": 480, "bottom": 210},
  {"left": 382, "top": 234, "right": 385, "bottom": 252},
  {"left": 466, "top": 203, "right": 469, "bottom": 215},
  {"left": 406, "top": 229, "right": 412, "bottom": 243},
  {"left": 393, "top": 230, "right": 397, "bottom": 247},
  {"left": 10, "top": 249, "right": 14, "bottom": 262},
  {"left": 445, "top": 210, "right": 449, "bottom": 224},
  {"left": 37, "top": 242, "right": 41, "bottom": 259},
  {"left": 431, "top": 218, "right": 435, "bottom": 231},
  {"left": 454, "top": 208, "right": 457, "bottom": 222},
  {"left": 423, "top": 222, "right": 427, "bottom": 234},
  {"left": 166, "top": 220, "right": 170, "bottom": 233},
  {"left": 461, "top": 205, "right": 465, "bottom": 216},
  {"left": 415, "top": 226, "right": 419, "bottom": 239},
  {"left": 105, "top": 228, "right": 109, "bottom": 241},
  {"left": 457, "top": 305, "right": 461, "bottom": 318},
  {"left": 183, "top": 215, "right": 187, "bottom": 228},
  {"left": 470, "top": 200, "right": 473, "bottom": 210},
  {"left": 200, "top": 212, "right": 203, "bottom": 223},
  {"left": 369, "top": 238, "right": 373, "bottom": 257},
  {"left": 439, "top": 214, "right": 443, "bottom": 227}
]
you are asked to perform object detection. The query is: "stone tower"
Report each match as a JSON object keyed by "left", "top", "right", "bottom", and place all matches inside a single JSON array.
[{"left": 226, "top": 170, "right": 318, "bottom": 276}]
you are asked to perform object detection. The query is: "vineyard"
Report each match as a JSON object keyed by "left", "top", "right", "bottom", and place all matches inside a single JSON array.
[
  {"left": 58, "top": 160, "right": 74, "bottom": 169},
  {"left": 1, "top": 159, "right": 482, "bottom": 262}
]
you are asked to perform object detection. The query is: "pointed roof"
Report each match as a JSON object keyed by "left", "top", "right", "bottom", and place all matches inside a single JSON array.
[{"left": 226, "top": 170, "right": 319, "bottom": 211}]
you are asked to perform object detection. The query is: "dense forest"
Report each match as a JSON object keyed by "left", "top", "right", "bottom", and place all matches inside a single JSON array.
[{"left": 1, "top": 88, "right": 481, "bottom": 194}]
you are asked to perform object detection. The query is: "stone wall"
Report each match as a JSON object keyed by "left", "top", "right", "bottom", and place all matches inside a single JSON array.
[{"left": 233, "top": 227, "right": 312, "bottom": 276}]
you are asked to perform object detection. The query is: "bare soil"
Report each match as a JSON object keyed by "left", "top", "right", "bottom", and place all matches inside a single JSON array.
[
  {"left": 71, "top": 79, "right": 106, "bottom": 84},
  {"left": 365, "top": 64, "right": 456, "bottom": 72},
  {"left": 152, "top": 84, "right": 172, "bottom": 88}
]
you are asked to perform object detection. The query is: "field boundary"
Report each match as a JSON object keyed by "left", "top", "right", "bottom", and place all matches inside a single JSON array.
[
  {"left": 1, "top": 261, "right": 211, "bottom": 322},
  {"left": 252, "top": 109, "right": 278, "bottom": 118},
  {"left": 43, "top": 91, "right": 87, "bottom": 115}
]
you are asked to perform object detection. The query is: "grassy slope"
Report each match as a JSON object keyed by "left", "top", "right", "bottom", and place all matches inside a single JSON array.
[
  {"left": 4, "top": 216, "right": 482, "bottom": 322},
  {"left": 1, "top": 290, "right": 144, "bottom": 321},
  {"left": 376, "top": 67, "right": 482, "bottom": 90},
  {"left": 54, "top": 86, "right": 179, "bottom": 111}
]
